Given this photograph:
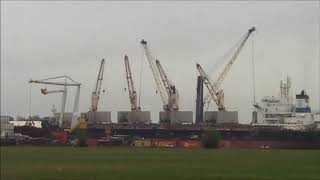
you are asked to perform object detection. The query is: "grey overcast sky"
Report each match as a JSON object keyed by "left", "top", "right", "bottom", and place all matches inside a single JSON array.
[{"left": 1, "top": 1, "right": 319, "bottom": 123}]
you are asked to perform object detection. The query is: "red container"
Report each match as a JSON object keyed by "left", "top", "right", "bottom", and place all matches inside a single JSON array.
[
  {"left": 88, "top": 138, "right": 98, "bottom": 147},
  {"left": 50, "top": 131, "right": 67, "bottom": 144},
  {"left": 151, "top": 139, "right": 176, "bottom": 147},
  {"left": 177, "top": 140, "right": 202, "bottom": 148}
]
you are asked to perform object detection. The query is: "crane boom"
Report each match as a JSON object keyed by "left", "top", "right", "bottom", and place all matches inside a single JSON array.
[
  {"left": 199, "top": 26, "right": 256, "bottom": 111},
  {"left": 40, "top": 89, "right": 65, "bottom": 94},
  {"left": 140, "top": 39, "right": 168, "bottom": 108},
  {"left": 155, "top": 60, "right": 179, "bottom": 111},
  {"left": 196, "top": 63, "right": 225, "bottom": 110},
  {"left": 29, "top": 76, "right": 81, "bottom": 128},
  {"left": 29, "top": 75, "right": 80, "bottom": 86},
  {"left": 124, "top": 55, "right": 139, "bottom": 111},
  {"left": 29, "top": 80, "right": 79, "bottom": 86},
  {"left": 155, "top": 60, "right": 172, "bottom": 95},
  {"left": 213, "top": 27, "right": 256, "bottom": 90},
  {"left": 91, "top": 59, "right": 105, "bottom": 112}
]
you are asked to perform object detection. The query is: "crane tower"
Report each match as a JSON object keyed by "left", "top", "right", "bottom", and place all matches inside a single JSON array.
[{"left": 124, "top": 55, "right": 140, "bottom": 111}]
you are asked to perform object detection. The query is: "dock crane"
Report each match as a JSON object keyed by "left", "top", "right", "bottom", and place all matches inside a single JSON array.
[
  {"left": 124, "top": 55, "right": 140, "bottom": 111},
  {"left": 196, "top": 26, "right": 256, "bottom": 111},
  {"left": 140, "top": 39, "right": 179, "bottom": 111},
  {"left": 155, "top": 60, "right": 179, "bottom": 111},
  {"left": 91, "top": 59, "right": 105, "bottom": 112},
  {"left": 29, "top": 76, "right": 81, "bottom": 128}
]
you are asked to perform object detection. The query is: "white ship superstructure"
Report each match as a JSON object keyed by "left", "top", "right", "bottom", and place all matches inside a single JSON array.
[{"left": 252, "top": 77, "right": 316, "bottom": 131}]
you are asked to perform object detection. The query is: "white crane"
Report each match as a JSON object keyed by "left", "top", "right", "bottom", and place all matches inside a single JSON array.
[
  {"left": 140, "top": 39, "right": 179, "bottom": 111},
  {"left": 29, "top": 75, "right": 81, "bottom": 128},
  {"left": 155, "top": 60, "right": 179, "bottom": 111},
  {"left": 197, "top": 26, "right": 256, "bottom": 111},
  {"left": 91, "top": 59, "right": 105, "bottom": 112},
  {"left": 124, "top": 55, "right": 140, "bottom": 111},
  {"left": 196, "top": 64, "right": 225, "bottom": 111},
  {"left": 140, "top": 40, "right": 168, "bottom": 108},
  {"left": 41, "top": 87, "right": 67, "bottom": 125}
]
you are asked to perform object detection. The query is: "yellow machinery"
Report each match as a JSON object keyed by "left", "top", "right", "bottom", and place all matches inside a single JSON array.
[{"left": 70, "top": 115, "right": 87, "bottom": 133}]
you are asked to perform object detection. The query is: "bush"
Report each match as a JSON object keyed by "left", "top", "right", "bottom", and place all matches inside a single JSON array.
[
  {"left": 201, "top": 130, "right": 220, "bottom": 149},
  {"left": 75, "top": 129, "right": 88, "bottom": 147}
]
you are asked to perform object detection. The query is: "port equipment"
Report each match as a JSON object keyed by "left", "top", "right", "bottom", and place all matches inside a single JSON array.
[
  {"left": 29, "top": 76, "right": 81, "bottom": 128},
  {"left": 155, "top": 60, "right": 179, "bottom": 111},
  {"left": 91, "top": 59, "right": 105, "bottom": 112},
  {"left": 196, "top": 26, "right": 256, "bottom": 111},
  {"left": 124, "top": 55, "right": 140, "bottom": 111},
  {"left": 140, "top": 39, "right": 179, "bottom": 111}
]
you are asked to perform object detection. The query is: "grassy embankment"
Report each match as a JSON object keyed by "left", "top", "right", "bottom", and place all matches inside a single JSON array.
[{"left": 1, "top": 147, "right": 320, "bottom": 180}]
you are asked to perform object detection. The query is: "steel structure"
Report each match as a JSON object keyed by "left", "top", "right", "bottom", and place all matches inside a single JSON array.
[
  {"left": 91, "top": 59, "right": 105, "bottom": 112},
  {"left": 140, "top": 40, "right": 167, "bottom": 107},
  {"left": 29, "top": 76, "right": 81, "bottom": 128},
  {"left": 155, "top": 60, "right": 179, "bottom": 111},
  {"left": 195, "top": 76, "right": 204, "bottom": 124},
  {"left": 197, "top": 26, "right": 256, "bottom": 111},
  {"left": 140, "top": 39, "right": 179, "bottom": 111},
  {"left": 124, "top": 55, "right": 140, "bottom": 111}
]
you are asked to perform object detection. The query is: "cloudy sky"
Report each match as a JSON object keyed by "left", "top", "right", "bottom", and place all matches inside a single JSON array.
[{"left": 1, "top": 1, "right": 319, "bottom": 123}]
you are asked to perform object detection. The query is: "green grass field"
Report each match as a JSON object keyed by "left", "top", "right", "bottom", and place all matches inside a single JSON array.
[{"left": 1, "top": 147, "right": 320, "bottom": 180}]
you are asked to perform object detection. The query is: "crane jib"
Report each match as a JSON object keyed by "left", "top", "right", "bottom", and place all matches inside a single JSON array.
[
  {"left": 140, "top": 40, "right": 169, "bottom": 107},
  {"left": 198, "top": 27, "right": 256, "bottom": 111}
]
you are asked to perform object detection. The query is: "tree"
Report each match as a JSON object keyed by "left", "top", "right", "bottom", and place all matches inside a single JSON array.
[
  {"left": 201, "top": 130, "right": 220, "bottom": 149},
  {"left": 75, "top": 129, "right": 88, "bottom": 147}
]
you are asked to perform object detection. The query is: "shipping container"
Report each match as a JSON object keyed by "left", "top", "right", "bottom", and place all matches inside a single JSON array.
[
  {"left": 177, "top": 140, "right": 202, "bottom": 148},
  {"left": 151, "top": 139, "right": 177, "bottom": 147},
  {"left": 133, "top": 139, "right": 152, "bottom": 147},
  {"left": 88, "top": 138, "right": 98, "bottom": 147},
  {"left": 50, "top": 131, "right": 68, "bottom": 144},
  {"left": 159, "top": 111, "right": 193, "bottom": 124}
]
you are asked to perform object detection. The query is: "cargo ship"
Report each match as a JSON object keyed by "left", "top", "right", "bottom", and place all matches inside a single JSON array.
[
  {"left": 10, "top": 118, "right": 320, "bottom": 149},
  {"left": 252, "top": 77, "right": 317, "bottom": 131},
  {"left": 5, "top": 77, "right": 320, "bottom": 149}
]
